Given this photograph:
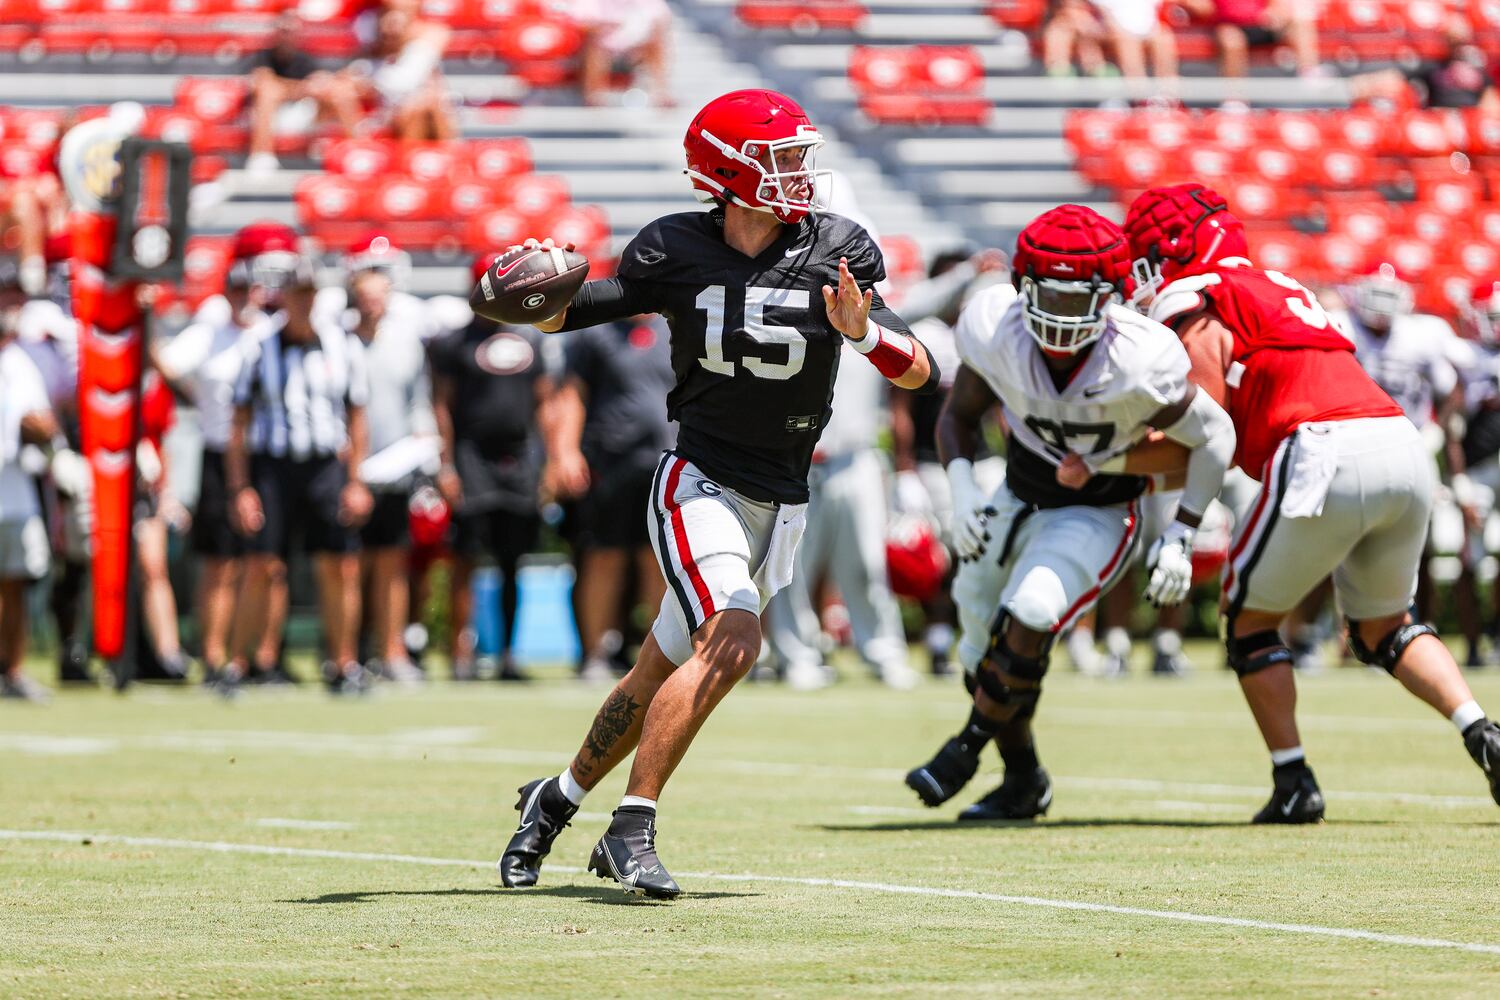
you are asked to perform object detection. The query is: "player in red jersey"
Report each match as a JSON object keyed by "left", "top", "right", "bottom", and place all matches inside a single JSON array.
[{"left": 1121, "top": 182, "right": 1500, "bottom": 821}]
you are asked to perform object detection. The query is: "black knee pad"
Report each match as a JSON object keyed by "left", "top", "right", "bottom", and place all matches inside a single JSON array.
[
  {"left": 1346, "top": 618, "right": 1439, "bottom": 675},
  {"left": 975, "top": 635, "right": 1050, "bottom": 720},
  {"left": 1226, "top": 629, "right": 1293, "bottom": 678}
]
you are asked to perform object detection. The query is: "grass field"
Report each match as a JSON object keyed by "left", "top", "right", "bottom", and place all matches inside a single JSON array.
[{"left": 4, "top": 643, "right": 1500, "bottom": 998}]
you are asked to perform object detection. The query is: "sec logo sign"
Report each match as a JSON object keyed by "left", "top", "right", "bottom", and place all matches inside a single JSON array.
[{"left": 475, "top": 332, "right": 535, "bottom": 376}]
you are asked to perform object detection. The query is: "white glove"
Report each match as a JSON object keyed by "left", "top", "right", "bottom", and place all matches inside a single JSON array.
[
  {"left": 1144, "top": 520, "right": 1195, "bottom": 607},
  {"left": 947, "top": 458, "right": 996, "bottom": 562},
  {"left": 50, "top": 448, "right": 91, "bottom": 499},
  {"left": 894, "top": 470, "right": 932, "bottom": 517}
]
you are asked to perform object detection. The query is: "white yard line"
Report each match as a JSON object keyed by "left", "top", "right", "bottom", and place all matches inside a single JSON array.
[
  {"left": 254, "top": 819, "right": 355, "bottom": 831},
  {"left": 5, "top": 828, "right": 1497, "bottom": 957},
  {"left": 3, "top": 729, "right": 1491, "bottom": 808}
]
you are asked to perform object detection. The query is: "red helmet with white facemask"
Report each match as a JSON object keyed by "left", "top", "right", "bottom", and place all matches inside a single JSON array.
[
  {"left": 1123, "top": 182, "right": 1249, "bottom": 309},
  {"left": 345, "top": 231, "right": 411, "bottom": 288},
  {"left": 1011, "top": 204, "right": 1131, "bottom": 355},
  {"left": 227, "top": 220, "right": 307, "bottom": 292},
  {"left": 1349, "top": 260, "right": 1414, "bottom": 333},
  {"left": 1462, "top": 277, "right": 1500, "bottom": 345},
  {"left": 684, "top": 89, "right": 828, "bottom": 224}
]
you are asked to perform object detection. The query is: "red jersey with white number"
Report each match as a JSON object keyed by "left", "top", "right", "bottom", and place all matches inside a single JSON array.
[{"left": 1150, "top": 262, "right": 1401, "bottom": 478}]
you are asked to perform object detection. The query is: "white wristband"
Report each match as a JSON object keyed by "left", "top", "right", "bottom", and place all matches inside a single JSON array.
[{"left": 850, "top": 322, "right": 914, "bottom": 359}]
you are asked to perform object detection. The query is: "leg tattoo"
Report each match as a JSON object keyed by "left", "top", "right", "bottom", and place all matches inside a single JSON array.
[{"left": 574, "top": 689, "right": 643, "bottom": 782}]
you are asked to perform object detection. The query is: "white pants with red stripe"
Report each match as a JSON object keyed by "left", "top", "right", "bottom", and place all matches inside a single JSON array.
[
  {"left": 952, "top": 483, "right": 1140, "bottom": 674},
  {"left": 1223, "top": 416, "right": 1432, "bottom": 624},
  {"left": 647, "top": 453, "right": 809, "bottom": 667}
]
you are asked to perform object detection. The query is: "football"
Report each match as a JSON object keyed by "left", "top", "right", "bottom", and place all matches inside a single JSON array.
[{"left": 469, "top": 244, "right": 589, "bottom": 325}]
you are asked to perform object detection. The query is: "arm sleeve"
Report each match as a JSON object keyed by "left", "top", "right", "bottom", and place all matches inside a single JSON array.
[
  {"left": 558, "top": 276, "right": 663, "bottom": 332},
  {"left": 1159, "top": 389, "right": 1236, "bottom": 521}
]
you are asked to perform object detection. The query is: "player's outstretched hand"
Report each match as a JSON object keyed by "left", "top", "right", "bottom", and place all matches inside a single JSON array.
[
  {"left": 1144, "top": 522, "right": 1195, "bottom": 607},
  {"left": 823, "top": 257, "right": 874, "bottom": 341},
  {"left": 1055, "top": 452, "right": 1091, "bottom": 489}
]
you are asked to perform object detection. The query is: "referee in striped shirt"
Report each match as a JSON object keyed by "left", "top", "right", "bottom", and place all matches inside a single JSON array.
[{"left": 225, "top": 251, "right": 374, "bottom": 694}]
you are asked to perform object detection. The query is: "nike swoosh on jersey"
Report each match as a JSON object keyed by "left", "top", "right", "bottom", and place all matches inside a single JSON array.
[
  {"left": 784, "top": 244, "right": 811, "bottom": 258},
  {"left": 1082, "top": 385, "right": 1109, "bottom": 397}
]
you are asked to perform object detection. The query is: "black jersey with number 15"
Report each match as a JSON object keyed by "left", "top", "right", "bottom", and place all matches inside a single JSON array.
[{"left": 558, "top": 208, "right": 915, "bottom": 504}]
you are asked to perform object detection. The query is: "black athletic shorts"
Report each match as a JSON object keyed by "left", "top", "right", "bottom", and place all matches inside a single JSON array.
[
  {"left": 453, "top": 505, "right": 539, "bottom": 564},
  {"left": 361, "top": 491, "right": 410, "bottom": 549},
  {"left": 1242, "top": 24, "right": 1282, "bottom": 47},
  {"left": 192, "top": 449, "right": 243, "bottom": 558},
  {"left": 246, "top": 454, "right": 360, "bottom": 558},
  {"left": 573, "top": 457, "right": 655, "bottom": 550}
]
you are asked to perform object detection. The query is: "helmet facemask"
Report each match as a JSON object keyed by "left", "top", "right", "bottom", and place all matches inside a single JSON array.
[
  {"left": 1129, "top": 246, "right": 1165, "bottom": 311},
  {"left": 1353, "top": 267, "right": 1413, "bottom": 332},
  {"left": 690, "top": 124, "right": 830, "bottom": 223},
  {"left": 1020, "top": 274, "right": 1117, "bottom": 354}
]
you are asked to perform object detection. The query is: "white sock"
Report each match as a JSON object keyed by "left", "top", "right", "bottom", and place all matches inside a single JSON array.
[
  {"left": 1153, "top": 628, "right": 1182, "bottom": 655},
  {"left": 556, "top": 769, "right": 587, "bottom": 806},
  {"left": 1105, "top": 627, "right": 1131, "bottom": 657},
  {"left": 619, "top": 794, "right": 657, "bottom": 812},
  {"left": 1269, "top": 746, "right": 1305, "bottom": 767},
  {"left": 925, "top": 623, "right": 954, "bottom": 653},
  {"left": 1451, "top": 700, "right": 1486, "bottom": 734}
]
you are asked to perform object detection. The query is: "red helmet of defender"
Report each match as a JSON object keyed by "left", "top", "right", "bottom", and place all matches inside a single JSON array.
[
  {"left": 684, "top": 89, "right": 828, "bottom": 224},
  {"left": 227, "top": 220, "right": 304, "bottom": 291},
  {"left": 1124, "top": 183, "right": 1249, "bottom": 309},
  {"left": 1462, "top": 277, "right": 1500, "bottom": 345},
  {"left": 1349, "top": 259, "right": 1414, "bottom": 333},
  {"left": 345, "top": 231, "right": 411, "bottom": 288},
  {"left": 1011, "top": 204, "right": 1132, "bottom": 355}
]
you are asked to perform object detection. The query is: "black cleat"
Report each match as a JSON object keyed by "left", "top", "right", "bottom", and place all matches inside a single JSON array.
[
  {"left": 587, "top": 809, "right": 680, "bottom": 900},
  {"left": 1463, "top": 720, "right": 1500, "bottom": 806},
  {"left": 958, "top": 766, "right": 1053, "bottom": 821},
  {"left": 1252, "top": 762, "right": 1326, "bottom": 824},
  {"left": 905, "top": 732, "right": 984, "bottom": 807},
  {"left": 497, "top": 778, "right": 578, "bottom": 888}
]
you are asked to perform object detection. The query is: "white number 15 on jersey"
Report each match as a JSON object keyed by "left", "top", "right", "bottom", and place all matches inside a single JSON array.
[{"left": 696, "top": 285, "right": 809, "bottom": 381}]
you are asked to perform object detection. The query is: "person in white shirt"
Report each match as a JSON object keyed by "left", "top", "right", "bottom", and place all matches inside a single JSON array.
[
  {"left": 0, "top": 269, "right": 67, "bottom": 701},
  {"left": 155, "top": 225, "right": 280, "bottom": 682}
]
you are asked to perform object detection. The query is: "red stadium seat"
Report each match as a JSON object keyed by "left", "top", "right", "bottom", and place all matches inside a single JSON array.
[
  {"left": 323, "top": 138, "right": 397, "bottom": 180},
  {"left": 1324, "top": 200, "right": 1394, "bottom": 246},
  {"left": 1454, "top": 238, "right": 1500, "bottom": 279},
  {"left": 850, "top": 46, "right": 988, "bottom": 126},
  {"left": 375, "top": 175, "right": 436, "bottom": 221},
  {"left": 544, "top": 204, "right": 611, "bottom": 260},
  {"left": 1385, "top": 236, "right": 1438, "bottom": 278},
  {"left": 1109, "top": 143, "right": 1168, "bottom": 190},
  {"left": 1182, "top": 145, "right": 1236, "bottom": 184},
  {"left": 1253, "top": 231, "right": 1312, "bottom": 276},
  {"left": 1310, "top": 148, "right": 1373, "bottom": 190},
  {"left": 988, "top": 0, "right": 1045, "bottom": 29},
  {"left": 1063, "top": 110, "right": 1128, "bottom": 161},
  {"left": 879, "top": 234, "right": 925, "bottom": 288},
  {"left": 1316, "top": 233, "right": 1372, "bottom": 282},
  {"left": 1474, "top": 207, "right": 1500, "bottom": 244},
  {"left": 506, "top": 173, "right": 570, "bottom": 220},
  {"left": 849, "top": 46, "right": 911, "bottom": 92},
  {"left": 1326, "top": 108, "right": 1390, "bottom": 156},
  {"left": 175, "top": 77, "right": 248, "bottom": 125},
  {"left": 1417, "top": 175, "right": 1481, "bottom": 217},
  {"left": 1401, "top": 205, "right": 1471, "bottom": 245},
  {"left": 5, "top": 109, "right": 62, "bottom": 152},
  {"left": 496, "top": 17, "right": 583, "bottom": 86},
  {"left": 401, "top": 142, "right": 465, "bottom": 183},
  {"left": 1135, "top": 108, "right": 1195, "bottom": 153},
  {"left": 466, "top": 206, "right": 531, "bottom": 253},
  {"left": 1267, "top": 112, "right": 1324, "bottom": 153},
  {"left": 1223, "top": 178, "right": 1298, "bottom": 220},
  {"left": 1248, "top": 145, "right": 1300, "bottom": 186},
  {"left": 295, "top": 174, "right": 362, "bottom": 223},
  {"left": 0, "top": 145, "right": 49, "bottom": 179},
  {"left": 469, "top": 138, "right": 533, "bottom": 180},
  {"left": 444, "top": 178, "right": 499, "bottom": 217},
  {"left": 1398, "top": 110, "right": 1464, "bottom": 158},
  {"left": 1200, "top": 110, "right": 1261, "bottom": 152},
  {"left": 737, "top": 0, "right": 867, "bottom": 31}
]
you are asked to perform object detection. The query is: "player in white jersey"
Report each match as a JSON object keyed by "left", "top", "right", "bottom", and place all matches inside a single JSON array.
[
  {"left": 905, "top": 206, "right": 1235, "bottom": 818},
  {"left": 1452, "top": 278, "right": 1500, "bottom": 665}
]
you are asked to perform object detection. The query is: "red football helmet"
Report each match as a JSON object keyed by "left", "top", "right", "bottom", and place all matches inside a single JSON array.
[
  {"left": 1012, "top": 204, "right": 1131, "bottom": 355},
  {"left": 1462, "top": 277, "right": 1500, "bottom": 345},
  {"left": 345, "top": 231, "right": 411, "bottom": 287},
  {"left": 684, "top": 89, "right": 828, "bottom": 224},
  {"left": 886, "top": 515, "right": 949, "bottom": 603},
  {"left": 226, "top": 220, "right": 305, "bottom": 291},
  {"left": 1123, "top": 182, "right": 1249, "bottom": 309},
  {"left": 1349, "top": 260, "right": 1414, "bottom": 332}
]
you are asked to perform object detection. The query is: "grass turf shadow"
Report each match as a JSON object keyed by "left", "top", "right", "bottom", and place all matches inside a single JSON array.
[
  {"left": 282, "top": 885, "right": 758, "bottom": 905},
  {"left": 811, "top": 817, "right": 1396, "bottom": 832}
]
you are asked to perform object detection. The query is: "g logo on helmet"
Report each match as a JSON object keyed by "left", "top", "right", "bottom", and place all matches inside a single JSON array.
[
  {"left": 58, "top": 117, "right": 131, "bottom": 212},
  {"left": 522, "top": 292, "right": 546, "bottom": 309}
]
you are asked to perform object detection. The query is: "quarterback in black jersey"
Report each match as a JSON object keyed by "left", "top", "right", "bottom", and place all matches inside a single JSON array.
[{"left": 494, "top": 89, "right": 938, "bottom": 899}]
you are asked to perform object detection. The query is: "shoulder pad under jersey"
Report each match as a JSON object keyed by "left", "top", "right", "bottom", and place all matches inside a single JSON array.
[{"left": 1149, "top": 273, "right": 1222, "bottom": 328}]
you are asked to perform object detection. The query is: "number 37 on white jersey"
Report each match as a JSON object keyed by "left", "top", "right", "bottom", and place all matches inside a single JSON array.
[{"left": 954, "top": 285, "right": 1192, "bottom": 468}]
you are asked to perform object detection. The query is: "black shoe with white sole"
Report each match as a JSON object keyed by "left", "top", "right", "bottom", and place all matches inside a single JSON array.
[
  {"left": 1251, "top": 762, "right": 1326, "bottom": 824},
  {"left": 1463, "top": 719, "right": 1500, "bottom": 806},
  {"left": 958, "top": 766, "right": 1053, "bottom": 821},
  {"left": 497, "top": 777, "right": 578, "bottom": 888},
  {"left": 587, "top": 808, "right": 680, "bottom": 900},
  {"left": 905, "top": 732, "right": 983, "bottom": 807}
]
